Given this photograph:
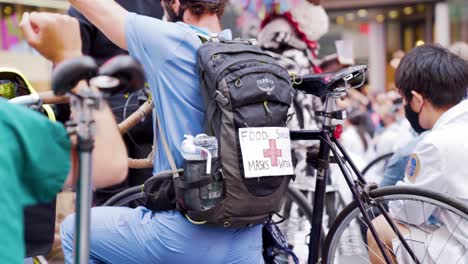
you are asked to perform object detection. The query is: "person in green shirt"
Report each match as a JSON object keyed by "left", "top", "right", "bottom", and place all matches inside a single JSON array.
[
  {"left": 0, "top": 100, "right": 71, "bottom": 263},
  {"left": 0, "top": 13, "right": 129, "bottom": 264}
]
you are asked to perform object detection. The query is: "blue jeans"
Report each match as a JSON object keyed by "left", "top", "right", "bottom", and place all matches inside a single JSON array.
[{"left": 60, "top": 207, "right": 263, "bottom": 264}]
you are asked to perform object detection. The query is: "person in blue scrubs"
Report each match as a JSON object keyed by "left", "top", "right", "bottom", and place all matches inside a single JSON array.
[{"left": 59, "top": 0, "right": 264, "bottom": 263}]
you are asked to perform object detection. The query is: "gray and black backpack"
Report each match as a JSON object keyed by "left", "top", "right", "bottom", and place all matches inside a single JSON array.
[
  {"left": 173, "top": 38, "right": 295, "bottom": 227},
  {"left": 144, "top": 34, "right": 295, "bottom": 228}
]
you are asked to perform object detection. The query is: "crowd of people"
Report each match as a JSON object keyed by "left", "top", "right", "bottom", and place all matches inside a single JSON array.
[{"left": 0, "top": 0, "right": 467, "bottom": 263}]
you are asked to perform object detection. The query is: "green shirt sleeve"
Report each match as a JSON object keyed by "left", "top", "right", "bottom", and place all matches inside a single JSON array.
[{"left": 0, "top": 100, "right": 71, "bottom": 205}]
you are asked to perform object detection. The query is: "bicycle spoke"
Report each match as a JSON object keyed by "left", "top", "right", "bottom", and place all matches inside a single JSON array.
[
  {"left": 402, "top": 200, "right": 415, "bottom": 252},
  {"left": 421, "top": 202, "right": 431, "bottom": 263},
  {"left": 434, "top": 216, "right": 462, "bottom": 263},
  {"left": 403, "top": 200, "right": 428, "bottom": 263},
  {"left": 356, "top": 213, "right": 388, "bottom": 264},
  {"left": 455, "top": 248, "right": 468, "bottom": 264},
  {"left": 424, "top": 207, "right": 444, "bottom": 263}
]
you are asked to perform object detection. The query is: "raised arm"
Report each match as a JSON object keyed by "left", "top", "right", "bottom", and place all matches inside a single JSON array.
[
  {"left": 20, "top": 12, "right": 128, "bottom": 188},
  {"left": 70, "top": 0, "right": 129, "bottom": 50}
]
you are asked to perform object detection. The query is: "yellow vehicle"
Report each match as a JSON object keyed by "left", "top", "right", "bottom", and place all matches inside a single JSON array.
[{"left": 0, "top": 67, "right": 56, "bottom": 121}]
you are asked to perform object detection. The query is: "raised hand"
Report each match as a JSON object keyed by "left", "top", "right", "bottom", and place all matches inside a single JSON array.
[{"left": 19, "top": 12, "right": 82, "bottom": 65}]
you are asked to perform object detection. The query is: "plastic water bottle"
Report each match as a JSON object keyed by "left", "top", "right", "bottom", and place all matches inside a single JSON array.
[{"left": 181, "top": 134, "right": 223, "bottom": 210}]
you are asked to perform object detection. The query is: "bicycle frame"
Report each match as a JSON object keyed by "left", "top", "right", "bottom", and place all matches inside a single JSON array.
[{"left": 290, "top": 91, "right": 421, "bottom": 264}]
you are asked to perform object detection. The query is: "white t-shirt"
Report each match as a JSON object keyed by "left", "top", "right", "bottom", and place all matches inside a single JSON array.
[{"left": 390, "top": 100, "right": 468, "bottom": 255}]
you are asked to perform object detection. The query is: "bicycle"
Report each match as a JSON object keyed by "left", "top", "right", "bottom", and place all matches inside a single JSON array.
[
  {"left": 290, "top": 65, "right": 468, "bottom": 263},
  {"left": 9, "top": 55, "right": 145, "bottom": 264},
  {"left": 104, "top": 64, "right": 468, "bottom": 263}
]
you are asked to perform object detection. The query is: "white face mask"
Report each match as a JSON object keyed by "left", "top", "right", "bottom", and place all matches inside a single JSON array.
[{"left": 289, "top": 3, "right": 329, "bottom": 41}]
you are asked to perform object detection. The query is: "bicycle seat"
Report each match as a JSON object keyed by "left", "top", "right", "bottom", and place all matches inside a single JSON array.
[
  {"left": 96, "top": 55, "right": 145, "bottom": 95},
  {"left": 52, "top": 56, "right": 98, "bottom": 96},
  {"left": 293, "top": 65, "right": 367, "bottom": 97}
]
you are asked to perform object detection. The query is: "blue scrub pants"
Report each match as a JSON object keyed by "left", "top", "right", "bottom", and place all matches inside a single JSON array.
[{"left": 60, "top": 207, "right": 263, "bottom": 264}]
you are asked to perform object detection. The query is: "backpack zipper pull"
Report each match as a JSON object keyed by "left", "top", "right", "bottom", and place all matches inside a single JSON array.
[
  {"left": 264, "top": 100, "right": 273, "bottom": 125},
  {"left": 264, "top": 101, "right": 272, "bottom": 116}
]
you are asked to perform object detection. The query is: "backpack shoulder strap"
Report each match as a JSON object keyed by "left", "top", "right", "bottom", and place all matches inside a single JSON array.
[
  {"left": 196, "top": 33, "right": 210, "bottom": 43},
  {"left": 196, "top": 29, "right": 233, "bottom": 44},
  {"left": 152, "top": 101, "right": 180, "bottom": 179}
]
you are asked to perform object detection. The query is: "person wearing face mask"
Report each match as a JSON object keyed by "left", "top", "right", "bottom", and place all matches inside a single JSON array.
[
  {"left": 379, "top": 108, "right": 429, "bottom": 188},
  {"left": 380, "top": 43, "right": 468, "bottom": 189},
  {"left": 368, "top": 44, "right": 468, "bottom": 263}
]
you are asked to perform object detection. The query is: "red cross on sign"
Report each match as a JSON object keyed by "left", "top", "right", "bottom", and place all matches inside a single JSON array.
[{"left": 263, "top": 139, "right": 283, "bottom": 167}]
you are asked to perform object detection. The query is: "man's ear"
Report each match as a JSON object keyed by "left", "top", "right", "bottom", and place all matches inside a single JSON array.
[
  {"left": 171, "top": 0, "right": 181, "bottom": 15},
  {"left": 410, "top": 90, "right": 424, "bottom": 111}
]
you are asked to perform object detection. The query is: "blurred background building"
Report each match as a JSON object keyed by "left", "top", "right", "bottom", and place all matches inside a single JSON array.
[
  {"left": 319, "top": 0, "right": 468, "bottom": 93},
  {"left": 0, "top": 0, "right": 68, "bottom": 91},
  {"left": 0, "top": 0, "right": 467, "bottom": 93}
]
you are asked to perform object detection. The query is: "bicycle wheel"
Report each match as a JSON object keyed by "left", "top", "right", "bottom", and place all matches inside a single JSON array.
[
  {"left": 103, "top": 185, "right": 145, "bottom": 207},
  {"left": 361, "top": 152, "right": 394, "bottom": 177},
  {"left": 272, "top": 186, "right": 314, "bottom": 262},
  {"left": 323, "top": 186, "right": 468, "bottom": 264},
  {"left": 286, "top": 186, "right": 314, "bottom": 222}
]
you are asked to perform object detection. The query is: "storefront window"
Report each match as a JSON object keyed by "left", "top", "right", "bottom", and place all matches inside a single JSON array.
[
  {"left": 449, "top": 0, "right": 468, "bottom": 43},
  {"left": 0, "top": 3, "right": 66, "bottom": 53}
]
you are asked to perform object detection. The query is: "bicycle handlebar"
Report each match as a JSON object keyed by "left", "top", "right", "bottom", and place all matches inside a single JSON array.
[
  {"left": 52, "top": 56, "right": 98, "bottom": 96},
  {"left": 52, "top": 55, "right": 145, "bottom": 97},
  {"left": 118, "top": 100, "right": 153, "bottom": 134},
  {"left": 9, "top": 91, "right": 69, "bottom": 106},
  {"left": 96, "top": 55, "right": 145, "bottom": 95}
]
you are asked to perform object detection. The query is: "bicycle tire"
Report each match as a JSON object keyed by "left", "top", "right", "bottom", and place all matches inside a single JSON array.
[
  {"left": 103, "top": 185, "right": 143, "bottom": 206},
  {"left": 104, "top": 185, "right": 315, "bottom": 217},
  {"left": 361, "top": 152, "right": 394, "bottom": 177},
  {"left": 286, "top": 186, "right": 314, "bottom": 223},
  {"left": 325, "top": 191, "right": 347, "bottom": 229},
  {"left": 322, "top": 186, "right": 468, "bottom": 264}
]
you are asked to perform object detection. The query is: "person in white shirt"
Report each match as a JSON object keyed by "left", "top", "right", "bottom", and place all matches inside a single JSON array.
[{"left": 368, "top": 44, "right": 468, "bottom": 263}]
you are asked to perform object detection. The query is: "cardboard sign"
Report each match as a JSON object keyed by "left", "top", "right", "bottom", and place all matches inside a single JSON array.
[{"left": 239, "top": 127, "right": 294, "bottom": 178}]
